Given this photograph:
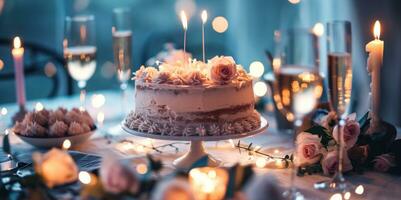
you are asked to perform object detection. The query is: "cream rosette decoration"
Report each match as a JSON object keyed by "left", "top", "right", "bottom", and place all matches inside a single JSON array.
[
  {"left": 135, "top": 66, "right": 159, "bottom": 82},
  {"left": 295, "top": 132, "right": 325, "bottom": 166},
  {"left": 33, "top": 148, "right": 78, "bottom": 188},
  {"left": 208, "top": 56, "right": 237, "bottom": 84},
  {"left": 100, "top": 156, "right": 140, "bottom": 194}
]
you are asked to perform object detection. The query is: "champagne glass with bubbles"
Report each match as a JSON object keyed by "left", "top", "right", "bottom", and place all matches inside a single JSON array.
[
  {"left": 273, "top": 29, "right": 323, "bottom": 200},
  {"left": 64, "top": 15, "right": 96, "bottom": 109},
  {"left": 314, "top": 20, "right": 353, "bottom": 192},
  {"left": 112, "top": 8, "right": 132, "bottom": 114}
]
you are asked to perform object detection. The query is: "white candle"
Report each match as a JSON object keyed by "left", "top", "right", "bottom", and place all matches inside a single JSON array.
[
  {"left": 180, "top": 10, "right": 188, "bottom": 65},
  {"left": 201, "top": 10, "right": 208, "bottom": 63},
  {"left": 365, "top": 20, "right": 384, "bottom": 120},
  {"left": 11, "top": 37, "right": 26, "bottom": 107}
]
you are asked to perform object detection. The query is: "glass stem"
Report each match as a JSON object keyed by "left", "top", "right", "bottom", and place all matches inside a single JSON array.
[
  {"left": 120, "top": 82, "right": 128, "bottom": 116},
  {"left": 291, "top": 119, "right": 303, "bottom": 192},
  {"left": 337, "top": 118, "right": 345, "bottom": 175},
  {"left": 78, "top": 81, "right": 87, "bottom": 110}
]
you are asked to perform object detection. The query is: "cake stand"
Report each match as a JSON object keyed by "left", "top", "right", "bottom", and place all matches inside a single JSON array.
[{"left": 121, "top": 116, "right": 268, "bottom": 169}]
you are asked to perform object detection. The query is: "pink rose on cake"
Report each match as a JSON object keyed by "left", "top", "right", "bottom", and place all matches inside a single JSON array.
[
  {"left": 295, "top": 132, "right": 325, "bottom": 166},
  {"left": 100, "top": 156, "right": 140, "bottom": 194},
  {"left": 332, "top": 113, "right": 360, "bottom": 149},
  {"left": 209, "top": 56, "right": 237, "bottom": 84},
  {"left": 372, "top": 154, "right": 396, "bottom": 172},
  {"left": 321, "top": 150, "right": 353, "bottom": 175}
]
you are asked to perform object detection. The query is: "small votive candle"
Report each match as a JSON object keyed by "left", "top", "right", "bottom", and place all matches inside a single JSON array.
[{"left": 189, "top": 167, "right": 229, "bottom": 200}]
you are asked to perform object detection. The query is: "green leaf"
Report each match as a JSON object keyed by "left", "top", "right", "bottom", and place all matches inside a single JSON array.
[{"left": 305, "top": 125, "right": 334, "bottom": 147}]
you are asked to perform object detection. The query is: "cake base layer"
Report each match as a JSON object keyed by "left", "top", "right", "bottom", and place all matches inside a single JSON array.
[{"left": 124, "top": 110, "right": 261, "bottom": 136}]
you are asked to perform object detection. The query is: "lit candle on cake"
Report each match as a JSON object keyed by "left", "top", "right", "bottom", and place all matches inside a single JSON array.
[
  {"left": 201, "top": 10, "right": 207, "bottom": 63},
  {"left": 12, "top": 37, "right": 26, "bottom": 108},
  {"left": 189, "top": 167, "right": 229, "bottom": 200},
  {"left": 180, "top": 10, "right": 188, "bottom": 65},
  {"left": 365, "top": 20, "right": 384, "bottom": 125}
]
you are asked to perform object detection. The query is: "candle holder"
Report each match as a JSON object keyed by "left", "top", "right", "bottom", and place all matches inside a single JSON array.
[{"left": 121, "top": 116, "right": 268, "bottom": 169}]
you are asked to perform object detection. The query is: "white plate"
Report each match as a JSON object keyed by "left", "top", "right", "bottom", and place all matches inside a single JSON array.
[
  {"left": 121, "top": 116, "right": 269, "bottom": 141},
  {"left": 16, "top": 131, "right": 95, "bottom": 149}
]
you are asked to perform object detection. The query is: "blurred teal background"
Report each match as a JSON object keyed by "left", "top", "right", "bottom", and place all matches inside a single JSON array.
[{"left": 0, "top": 0, "right": 400, "bottom": 125}]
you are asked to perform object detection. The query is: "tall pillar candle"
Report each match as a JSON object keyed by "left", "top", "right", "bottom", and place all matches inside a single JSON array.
[
  {"left": 11, "top": 37, "right": 26, "bottom": 107},
  {"left": 365, "top": 21, "right": 383, "bottom": 120}
]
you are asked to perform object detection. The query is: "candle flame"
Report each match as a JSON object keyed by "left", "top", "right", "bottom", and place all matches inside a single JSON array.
[
  {"left": 374, "top": 20, "right": 381, "bottom": 40},
  {"left": 180, "top": 10, "right": 188, "bottom": 30},
  {"left": 13, "top": 37, "right": 22, "bottom": 49},
  {"left": 201, "top": 10, "right": 207, "bottom": 24}
]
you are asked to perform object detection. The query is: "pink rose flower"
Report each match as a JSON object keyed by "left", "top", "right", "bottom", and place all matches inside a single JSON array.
[
  {"left": 332, "top": 114, "right": 360, "bottom": 149},
  {"left": 100, "top": 156, "right": 140, "bottom": 194},
  {"left": 372, "top": 154, "right": 396, "bottom": 172},
  {"left": 295, "top": 132, "right": 324, "bottom": 166},
  {"left": 321, "top": 150, "right": 353, "bottom": 175},
  {"left": 209, "top": 56, "right": 237, "bottom": 84},
  {"left": 164, "top": 50, "right": 192, "bottom": 65}
]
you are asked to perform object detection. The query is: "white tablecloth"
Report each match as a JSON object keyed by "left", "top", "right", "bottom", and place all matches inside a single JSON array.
[{"left": 1, "top": 90, "right": 400, "bottom": 200}]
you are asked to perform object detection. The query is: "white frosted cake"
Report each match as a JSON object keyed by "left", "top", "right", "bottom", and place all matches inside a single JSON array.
[{"left": 125, "top": 53, "right": 261, "bottom": 136}]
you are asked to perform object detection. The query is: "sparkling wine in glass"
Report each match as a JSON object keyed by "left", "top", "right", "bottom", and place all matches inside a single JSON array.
[
  {"left": 64, "top": 15, "right": 96, "bottom": 109},
  {"left": 273, "top": 29, "right": 322, "bottom": 200},
  {"left": 315, "top": 21, "right": 353, "bottom": 192},
  {"left": 112, "top": 8, "right": 132, "bottom": 114}
]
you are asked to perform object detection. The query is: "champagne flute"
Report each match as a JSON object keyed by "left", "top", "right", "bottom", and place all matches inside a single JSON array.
[
  {"left": 64, "top": 15, "right": 96, "bottom": 109},
  {"left": 273, "top": 29, "right": 322, "bottom": 200},
  {"left": 314, "top": 21, "right": 352, "bottom": 191},
  {"left": 112, "top": 8, "right": 132, "bottom": 114}
]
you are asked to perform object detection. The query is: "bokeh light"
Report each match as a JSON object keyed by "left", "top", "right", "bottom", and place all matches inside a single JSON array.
[
  {"left": 35, "top": 102, "right": 44, "bottom": 111},
  {"left": 91, "top": 94, "right": 106, "bottom": 108},
  {"left": 344, "top": 192, "right": 351, "bottom": 200},
  {"left": 288, "top": 0, "right": 301, "bottom": 4},
  {"left": 44, "top": 62, "right": 57, "bottom": 77},
  {"left": 0, "top": 107, "right": 7, "bottom": 115},
  {"left": 355, "top": 185, "right": 364, "bottom": 195},
  {"left": 97, "top": 112, "right": 105, "bottom": 124},
  {"left": 62, "top": 139, "right": 72, "bottom": 150},
  {"left": 313, "top": 22, "right": 324, "bottom": 37},
  {"left": 212, "top": 16, "right": 228, "bottom": 33},
  {"left": 136, "top": 163, "right": 148, "bottom": 174},
  {"left": 253, "top": 81, "right": 268, "bottom": 97},
  {"left": 78, "top": 171, "right": 91, "bottom": 184},
  {"left": 329, "top": 193, "right": 342, "bottom": 200},
  {"left": 255, "top": 158, "right": 267, "bottom": 168},
  {"left": 0, "top": 59, "right": 4, "bottom": 71},
  {"left": 249, "top": 61, "right": 265, "bottom": 78}
]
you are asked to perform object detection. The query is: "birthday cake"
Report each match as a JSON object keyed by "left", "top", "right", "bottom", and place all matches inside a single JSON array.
[{"left": 124, "top": 53, "right": 261, "bottom": 136}]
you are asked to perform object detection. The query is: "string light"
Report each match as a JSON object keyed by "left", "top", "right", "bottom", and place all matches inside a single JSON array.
[
  {"left": 344, "top": 192, "right": 351, "bottom": 200},
  {"left": 249, "top": 61, "right": 265, "bottom": 78},
  {"left": 0, "top": 107, "right": 7, "bottom": 115},
  {"left": 255, "top": 158, "right": 267, "bottom": 168},
  {"left": 62, "top": 139, "right": 72, "bottom": 150},
  {"left": 313, "top": 22, "right": 324, "bottom": 37},
  {"left": 79, "top": 171, "right": 91, "bottom": 184},
  {"left": 355, "top": 185, "right": 364, "bottom": 195},
  {"left": 35, "top": 102, "right": 44, "bottom": 111},
  {"left": 254, "top": 81, "right": 268, "bottom": 97},
  {"left": 330, "top": 193, "right": 342, "bottom": 200},
  {"left": 136, "top": 163, "right": 148, "bottom": 174}
]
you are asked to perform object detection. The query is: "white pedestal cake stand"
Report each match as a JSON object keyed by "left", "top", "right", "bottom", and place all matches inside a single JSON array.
[{"left": 121, "top": 116, "right": 268, "bottom": 169}]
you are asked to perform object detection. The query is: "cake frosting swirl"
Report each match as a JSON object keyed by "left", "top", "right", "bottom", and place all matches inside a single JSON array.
[{"left": 125, "top": 55, "right": 264, "bottom": 136}]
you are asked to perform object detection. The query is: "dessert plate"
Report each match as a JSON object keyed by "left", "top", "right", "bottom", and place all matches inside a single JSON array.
[{"left": 16, "top": 131, "right": 95, "bottom": 149}]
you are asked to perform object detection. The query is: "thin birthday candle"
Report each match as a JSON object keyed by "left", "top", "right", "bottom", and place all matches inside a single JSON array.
[
  {"left": 201, "top": 10, "right": 207, "bottom": 63},
  {"left": 180, "top": 10, "right": 188, "bottom": 65}
]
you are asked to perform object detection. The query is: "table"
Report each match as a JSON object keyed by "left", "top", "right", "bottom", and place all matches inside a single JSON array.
[{"left": 1, "top": 90, "right": 400, "bottom": 200}]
